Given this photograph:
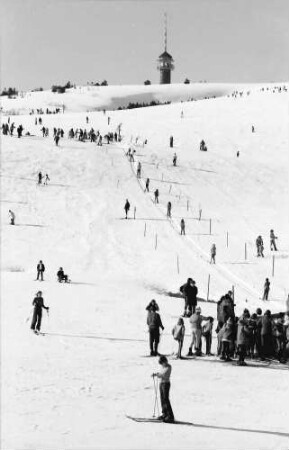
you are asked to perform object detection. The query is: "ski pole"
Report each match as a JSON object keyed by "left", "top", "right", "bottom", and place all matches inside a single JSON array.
[{"left": 152, "top": 376, "right": 158, "bottom": 418}]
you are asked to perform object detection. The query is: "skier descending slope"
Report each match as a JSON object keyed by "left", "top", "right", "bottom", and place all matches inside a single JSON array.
[
  {"left": 30, "top": 291, "right": 49, "bottom": 334},
  {"left": 124, "top": 199, "right": 130, "bottom": 219},
  {"left": 152, "top": 356, "right": 174, "bottom": 423}
]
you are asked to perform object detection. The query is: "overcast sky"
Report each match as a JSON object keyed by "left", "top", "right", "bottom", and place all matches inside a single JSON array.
[{"left": 1, "top": 0, "right": 289, "bottom": 90}]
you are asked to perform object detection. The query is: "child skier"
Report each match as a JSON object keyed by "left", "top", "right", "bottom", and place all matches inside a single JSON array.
[{"left": 172, "top": 317, "right": 185, "bottom": 359}]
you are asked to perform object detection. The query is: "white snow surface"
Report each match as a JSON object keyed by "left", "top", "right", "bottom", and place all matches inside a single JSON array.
[{"left": 1, "top": 85, "right": 289, "bottom": 449}]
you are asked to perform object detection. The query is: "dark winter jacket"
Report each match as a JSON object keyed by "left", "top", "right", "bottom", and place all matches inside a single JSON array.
[
  {"left": 32, "top": 296, "right": 47, "bottom": 311},
  {"left": 181, "top": 283, "right": 198, "bottom": 304},
  {"left": 261, "top": 315, "right": 272, "bottom": 336},
  {"left": 222, "top": 322, "right": 234, "bottom": 342},
  {"left": 37, "top": 263, "right": 45, "bottom": 272},
  {"left": 147, "top": 311, "right": 164, "bottom": 331}
]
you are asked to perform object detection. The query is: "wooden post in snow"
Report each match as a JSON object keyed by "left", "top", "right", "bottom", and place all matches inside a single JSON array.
[
  {"left": 272, "top": 255, "right": 275, "bottom": 277},
  {"left": 134, "top": 207, "right": 136, "bottom": 220},
  {"left": 169, "top": 185, "right": 172, "bottom": 194},
  {"left": 209, "top": 219, "right": 212, "bottom": 235},
  {"left": 155, "top": 234, "right": 158, "bottom": 250},
  {"left": 177, "top": 254, "right": 180, "bottom": 274},
  {"left": 206, "top": 274, "right": 211, "bottom": 301},
  {"left": 226, "top": 231, "right": 229, "bottom": 248},
  {"left": 187, "top": 199, "right": 189, "bottom": 211},
  {"left": 245, "top": 242, "right": 247, "bottom": 260}
]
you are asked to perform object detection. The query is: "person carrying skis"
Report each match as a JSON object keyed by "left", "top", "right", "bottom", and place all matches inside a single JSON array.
[
  {"left": 36, "top": 260, "right": 45, "bottom": 281},
  {"left": 262, "top": 278, "right": 270, "bottom": 301},
  {"left": 30, "top": 291, "right": 49, "bottom": 334},
  {"left": 154, "top": 189, "right": 159, "bottom": 204},
  {"left": 210, "top": 244, "right": 216, "bottom": 263},
  {"left": 147, "top": 304, "right": 164, "bottom": 356},
  {"left": 124, "top": 199, "right": 130, "bottom": 219},
  {"left": 167, "top": 201, "right": 172, "bottom": 218},
  {"left": 152, "top": 356, "right": 174, "bottom": 423},
  {"left": 8, "top": 209, "right": 15, "bottom": 225},
  {"left": 270, "top": 229, "right": 278, "bottom": 251},
  {"left": 180, "top": 218, "right": 185, "bottom": 235}
]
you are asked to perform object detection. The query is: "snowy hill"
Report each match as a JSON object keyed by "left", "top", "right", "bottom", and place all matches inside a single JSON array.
[
  {"left": 0, "top": 82, "right": 268, "bottom": 114},
  {"left": 1, "top": 85, "right": 289, "bottom": 449}
]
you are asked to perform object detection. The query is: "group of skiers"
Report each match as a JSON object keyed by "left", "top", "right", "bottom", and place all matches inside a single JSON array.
[
  {"left": 146, "top": 289, "right": 289, "bottom": 366},
  {"left": 2, "top": 122, "right": 24, "bottom": 137},
  {"left": 256, "top": 230, "right": 278, "bottom": 256}
]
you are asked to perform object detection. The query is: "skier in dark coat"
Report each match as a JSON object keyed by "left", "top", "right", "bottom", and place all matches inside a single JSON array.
[
  {"left": 262, "top": 278, "right": 270, "bottom": 301},
  {"left": 152, "top": 356, "right": 174, "bottom": 423},
  {"left": 124, "top": 199, "right": 130, "bottom": 219},
  {"left": 180, "top": 218, "right": 185, "bottom": 235},
  {"left": 38, "top": 171, "right": 43, "bottom": 185},
  {"left": 30, "top": 291, "right": 49, "bottom": 333},
  {"left": 145, "top": 178, "right": 150, "bottom": 192},
  {"left": 154, "top": 189, "right": 159, "bottom": 204},
  {"left": 270, "top": 229, "right": 278, "bottom": 251},
  {"left": 146, "top": 299, "right": 159, "bottom": 311},
  {"left": 147, "top": 305, "right": 164, "bottom": 356},
  {"left": 36, "top": 260, "right": 45, "bottom": 281},
  {"left": 180, "top": 278, "right": 198, "bottom": 316},
  {"left": 167, "top": 201, "right": 172, "bottom": 218},
  {"left": 261, "top": 310, "right": 273, "bottom": 359}
]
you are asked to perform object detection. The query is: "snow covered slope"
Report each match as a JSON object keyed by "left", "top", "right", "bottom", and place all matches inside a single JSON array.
[
  {"left": 1, "top": 86, "right": 288, "bottom": 450},
  {"left": 1, "top": 82, "right": 266, "bottom": 114}
]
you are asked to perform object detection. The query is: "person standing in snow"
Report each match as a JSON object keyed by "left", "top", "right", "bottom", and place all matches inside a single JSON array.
[
  {"left": 145, "top": 178, "right": 150, "bottom": 192},
  {"left": 180, "top": 278, "right": 198, "bottom": 317},
  {"left": 147, "top": 304, "right": 164, "bottom": 356},
  {"left": 256, "top": 235, "right": 264, "bottom": 257},
  {"left": 44, "top": 174, "right": 50, "bottom": 185},
  {"left": 137, "top": 162, "right": 141, "bottom": 179},
  {"left": 172, "top": 317, "right": 185, "bottom": 359},
  {"left": 270, "top": 229, "right": 278, "bottom": 251},
  {"left": 262, "top": 278, "right": 270, "bottom": 301},
  {"left": 154, "top": 189, "right": 159, "bottom": 204},
  {"left": 210, "top": 244, "right": 216, "bottom": 264},
  {"left": 187, "top": 306, "right": 210, "bottom": 356},
  {"left": 124, "top": 199, "right": 130, "bottom": 219},
  {"left": 30, "top": 291, "right": 49, "bottom": 334},
  {"left": 54, "top": 134, "right": 60, "bottom": 146},
  {"left": 180, "top": 218, "right": 185, "bottom": 235},
  {"left": 8, "top": 209, "right": 15, "bottom": 225},
  {"left": 169, "top": 136, "right": 174, "bottom": 148},
  {"left": 167, "top": 201, "right": 172, "bottom": 218},
  {"left": 152, "top": 356, "right": 174, "bottom": 423},
  {"left": 36, "top": 260, "right": 45, "bottom": 281},
  {"left": 38, "top": 171, "right": 43, "bottom": 185}
]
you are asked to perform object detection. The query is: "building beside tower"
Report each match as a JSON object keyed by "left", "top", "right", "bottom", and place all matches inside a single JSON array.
[{"left": 157, "top": 14, "right": 174, "bottom": 84}]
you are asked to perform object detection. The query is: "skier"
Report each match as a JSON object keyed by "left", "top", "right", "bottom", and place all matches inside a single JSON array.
[
  {"left": 154, "top": 189, "right": 159, "bottom": 204},
  {"left": 152, "top": 356, "right": 174, "bottom": 423},
  {"left": 187, "top": 307, "right": 210, "bottom": 356},
  {"left": 270, "top": 229, "right": 278, "bottom": 251},
  {"left": 30, "top": 291, "right": 49, "bottom": 334},
  {"left": 38, "top": 171, "right": 43, "bottom": 185},
  {"left": 256, "top": 235, "right": 264, "bottom": 257},
  {"left": 172, "top": 317, "right": 185, "bottom": 359},
  {"left": 180, "top": 278, "right": 198, "bottom": 316},
  {"left": 147, "top": 304, "right": 164, "bottom": 356},
  {"left": 57, "top": 267, "right": 69, "bottom": 283},
  {"left": 8, "top": 209, "right": 15, "bottom": 225},
  {"left": 145, "top": 178, "right": 150, "bottom": 192},
  {"left": 210, "top": 244, "right": 216, "bottom": 264},
  {"left": 236, "top": 151, "right": 240, "bottom": 157},
  {"left": 137, "top": 162, "right": 141, "bottom": 179},
  {"left": 86, "top": 116, "right": 89, "bottom": 124},
  {"left": 252, "top": 125, "right": 255, "bottom": 133},
  {"left": 167, "top": 201, "right": 172, "bottom": 218},
  {"left": 172, "top": 153, "right": 177, "bottom": 166},
  {"left": 169, "top": 136, "right": 173, "bottom": 148},
  {"left": 262, "top": 278, "right": 270, "bottom": 301},
  {"left": 180, "top": 218, "right": 185, "bottom": 235},
  {"left": 36, "top": 260, "right": 45, "bottom": 281},
  {"left": 54, "top": 134, "right": 60, "bottom": 146},
  {"left": 43, "top": 174, "right": 50, "bottom": 185},
  {"left": 124, "top": 199, "right": 130, "bottom": 219}
]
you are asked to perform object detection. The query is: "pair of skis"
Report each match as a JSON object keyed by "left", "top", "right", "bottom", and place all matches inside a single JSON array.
[{"left": 126, "top": 415, "right": 194, "bottom": 426}]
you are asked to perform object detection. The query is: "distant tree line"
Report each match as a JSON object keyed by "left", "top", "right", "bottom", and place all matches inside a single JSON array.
[
  {"left": 117, "top": 100, "right": 171, "bottom": 110},
  {"left": 51, "top": 81, "right": 74, "bottom": 93},
  {"left": 1, "top": 87, "right": 18, "bottom": 97}
]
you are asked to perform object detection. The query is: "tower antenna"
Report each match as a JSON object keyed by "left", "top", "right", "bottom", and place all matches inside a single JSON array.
[{"left": 164, "top": 12, "right": 167, "bottom": 52}]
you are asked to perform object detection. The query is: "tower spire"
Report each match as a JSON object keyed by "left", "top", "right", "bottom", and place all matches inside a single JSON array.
[{"left": 164, "top": 12, "right": 167, "bottom": 52}]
